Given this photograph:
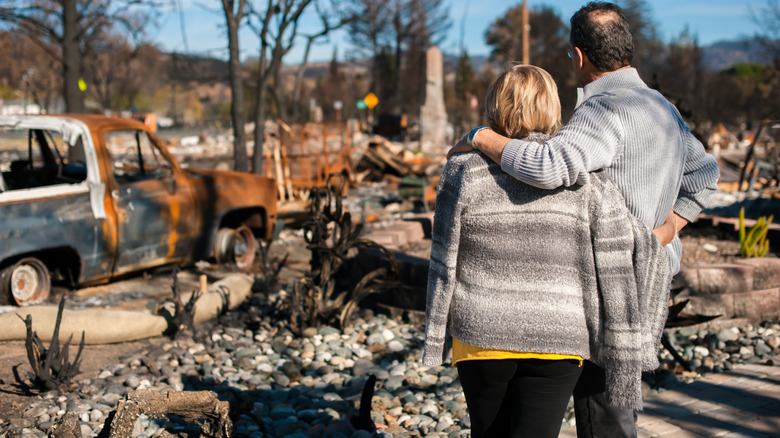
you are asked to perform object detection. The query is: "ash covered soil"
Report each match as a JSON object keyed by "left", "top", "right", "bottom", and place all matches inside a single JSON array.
[
  {"left": 679, "top": 220, "right": 747, "bottom": 266},
  {"left": 0, "top": 217, "right": 777, "bottom": 437}
]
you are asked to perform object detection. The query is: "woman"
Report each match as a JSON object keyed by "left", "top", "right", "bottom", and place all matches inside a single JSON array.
[{"left": 423, "top": 65, "right": 671, "bottom": 437}]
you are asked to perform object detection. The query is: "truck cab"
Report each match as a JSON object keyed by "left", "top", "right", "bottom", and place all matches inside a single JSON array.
[{"left": 0, "top": 114, "right": 277, "bottom": 305}]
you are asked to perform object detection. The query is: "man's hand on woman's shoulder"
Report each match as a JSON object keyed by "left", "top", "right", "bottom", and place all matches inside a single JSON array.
[
  {"left": 447, "top": 133, "right": 476, "bottom": 159},
  {"left": 448, "top": 126, "right": 495, "bottom": 159}
]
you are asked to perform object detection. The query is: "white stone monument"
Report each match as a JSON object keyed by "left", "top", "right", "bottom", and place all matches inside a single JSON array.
[{"left": 420, "top": 46, "right": 448, "bottom": 153}]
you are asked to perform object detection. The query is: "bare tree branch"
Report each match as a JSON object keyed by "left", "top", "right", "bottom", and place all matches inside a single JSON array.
[
  {"left": 290, "top": 0, "right": 356, "bottom": 121},
  {"left": 0, "top": 0, "right": 159, "bottom": 112}
]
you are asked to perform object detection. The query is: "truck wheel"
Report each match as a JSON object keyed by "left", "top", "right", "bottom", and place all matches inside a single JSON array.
[
  {"left": 0, "top": 257, "right": 51, "bottom": 306},
  {"left": 214, "top": 226, "right": 257, "bottom": 268}
]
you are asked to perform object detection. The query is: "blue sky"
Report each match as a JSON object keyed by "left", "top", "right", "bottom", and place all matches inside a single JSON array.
[{"left": 149, "top": 1, "right": 766, "bottom": 63}]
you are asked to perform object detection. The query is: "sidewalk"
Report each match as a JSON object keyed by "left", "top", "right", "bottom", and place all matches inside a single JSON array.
[{"left": 559, "top": 356, "right": 780, "bottom": 437}]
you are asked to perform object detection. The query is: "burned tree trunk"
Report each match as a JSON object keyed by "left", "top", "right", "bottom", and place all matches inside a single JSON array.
[
  {"left": 221, "top": 0, "right": 249, "bottom": 172},
  {"left": 62, "top": 0, "right": 85, "bottom": 113}
]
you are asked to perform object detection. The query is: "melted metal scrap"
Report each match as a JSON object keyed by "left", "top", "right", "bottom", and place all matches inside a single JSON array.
[
  {"left": 19, "top": 296, "right": 85, "bottom": 391},
  {"left": 289, "top": 174, "right": 401, "bottom": 335},
  {"left": 161, "top": 267, "right": 204, "bottom": 337},
  {"left": 255, "top": 235, "right": 288, "bottom": 296}
]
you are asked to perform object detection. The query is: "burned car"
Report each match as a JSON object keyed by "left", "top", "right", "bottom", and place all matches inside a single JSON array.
[{"left": 0, "top": 114, "right": 277, "bottom": 305}]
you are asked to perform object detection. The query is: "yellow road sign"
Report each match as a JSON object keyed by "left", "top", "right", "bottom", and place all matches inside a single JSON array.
[{"left": 364, "top": 92, "right": 379, "bottom": 109}]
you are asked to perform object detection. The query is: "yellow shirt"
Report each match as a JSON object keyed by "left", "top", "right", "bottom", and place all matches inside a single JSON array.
[{"left": 452, "top": 338, "right": 583, "bottom": 366}]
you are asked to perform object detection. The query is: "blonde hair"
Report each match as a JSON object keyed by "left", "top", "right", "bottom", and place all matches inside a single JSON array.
[{"left": 484, "top": 64, "right": 561, "bottom": 138}]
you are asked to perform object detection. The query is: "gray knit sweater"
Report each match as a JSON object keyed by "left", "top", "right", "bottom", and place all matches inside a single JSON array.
[
  {"left": 424, "top": 135, "right": 671, "bottom": 410},
  {"left": 500, "top": 68, "right": 720, "bottom": 275}
]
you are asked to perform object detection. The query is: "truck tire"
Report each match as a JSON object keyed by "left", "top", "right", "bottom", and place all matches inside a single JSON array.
[
  {"left": 214, "top": 225, "right": 257, "bottom": 268},
  {"left": 0, "top": 257, "right": 51, "bottom": 306}
]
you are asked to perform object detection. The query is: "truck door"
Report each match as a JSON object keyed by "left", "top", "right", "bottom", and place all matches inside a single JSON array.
[{"left": 104, "top": 129, "right": 197, "bottom": 274}]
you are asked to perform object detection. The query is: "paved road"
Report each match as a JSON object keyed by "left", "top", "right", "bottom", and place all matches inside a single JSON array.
[{"left": 560, "top": 356, "right": 780, "bottom": 437}]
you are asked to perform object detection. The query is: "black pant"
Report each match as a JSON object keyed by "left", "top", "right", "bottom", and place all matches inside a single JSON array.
[
  {"left": 573, "top": 361, "right": 637, "bottom": 438},
  {"left": 457, "top": 358, "right": 583, "bottom": 438}
]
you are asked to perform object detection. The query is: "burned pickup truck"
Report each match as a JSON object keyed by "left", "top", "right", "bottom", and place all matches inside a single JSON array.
[{"left": 0, "top": 114, "right": 277, "bottom": 306}]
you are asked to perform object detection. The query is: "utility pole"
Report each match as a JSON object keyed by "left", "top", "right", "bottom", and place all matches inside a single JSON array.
[{"left": 522, "top": 0, "right": 529, "bottom": 65}]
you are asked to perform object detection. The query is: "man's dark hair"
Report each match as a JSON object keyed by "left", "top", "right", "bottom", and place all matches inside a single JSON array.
[{"left": 570, "top": 2, "right": 633, "bottom": 72}]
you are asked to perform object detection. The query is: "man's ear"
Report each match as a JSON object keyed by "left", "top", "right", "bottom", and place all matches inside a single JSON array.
[{"left": 574, "top": 47, "right": 586, "bottom": 70}]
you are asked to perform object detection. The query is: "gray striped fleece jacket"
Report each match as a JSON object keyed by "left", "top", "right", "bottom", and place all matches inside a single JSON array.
[
  {"left": 500, "top": 68, "right": 720, "bottom": 275},
  {"left": 424, "top": 137, "right": 671, "bottom": 410}
]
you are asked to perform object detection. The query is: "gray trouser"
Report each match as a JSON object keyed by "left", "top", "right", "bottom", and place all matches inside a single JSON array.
[{"left": 573, "top": 361, "right": 638, "bottom": 438}]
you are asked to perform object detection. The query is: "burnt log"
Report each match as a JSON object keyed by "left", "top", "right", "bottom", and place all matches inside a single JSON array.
[{"left": 107, "top": 390, "right": 232, "bottom": 438}]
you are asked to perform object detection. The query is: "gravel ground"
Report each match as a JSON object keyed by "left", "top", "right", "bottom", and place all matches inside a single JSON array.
[{"left": 1, "top": 281, "right": 779, "bottom": 438}]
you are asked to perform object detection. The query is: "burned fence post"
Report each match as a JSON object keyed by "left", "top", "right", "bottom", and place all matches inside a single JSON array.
[{"left": 18, "top": 295, "right": 85, "bottom": 391}]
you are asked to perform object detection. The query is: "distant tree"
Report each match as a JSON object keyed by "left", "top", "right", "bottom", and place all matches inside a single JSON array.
[
  {"left": 88, "top": 33, "right": 131, "bottom": 110},
  {"left": 313, "top": 50, "right": 347, "bottom": 122},
  {"left": 217, "top": 0, "right": 346, "bottom": 173},
  {"left": 152, "top": 83, "right": 210, "bottom": 126},
  {"left": 485, "top": 5, "right": 576, "bottom": 117},
  {"left": 373, "top": 46, "right": 398, "bottom": 111},
  {"left": 760, "top": 60, "right": 780, "bottom": 118},
  {"left": 397, "top": 42, "right": 423, "bottom": 122},
  {"left": 289, "top": 0, "right": 355, "bottom": 122},
  {"left": 0, "top": 0, "right": 158, "bottom": 113},
  {"left": 704, "top": 72, "right": 745, "bottom": 126},
  {"left": 346, "top": 0, "right": 449, "bottom": 117},
  {"left": 312, "top": 56, "right": 369, "bottom": 122},
  {"left": 86, "top": 37, "right": 164, "bottom": 111},
  {"left": 739, "top": 1, "right": 780, "bottom": 132},
  {"left": 345, "top": 0, "right": 392, "bottom": 94},
  {"left": 726, "top": 63, "right": 777, "bottom": 122},
  {"left": 485, "top": 5, "right": 571, "bottom": 76},
  {"left": 388, "top": 0, "right": 451, "bottom": 114},
  {"left": 615, "top": 0, "right": 664, "bottom": 77},
  {"left": 245, "top": 0, "right": 313, "bottom": 175},
  {"left": 485, "top": 5, "right": 526, "bottom": 65},
  {"left": 750, "top": 1, "right": 780, "bottom": 125},
  {"left": 121, "top": 43, "right": 166, "bottom": 109},
  {"left": 0, "top": 31, "right": 61, "bottom": 110},
  {"left": 450, "top": 51, "right": 477, "bottom": 134},
  {"left": 654, "top": 29, "right": 705, "bottom": 122},
  {"left": 751, "top": 0, "right": 780, "bottom": 60}
]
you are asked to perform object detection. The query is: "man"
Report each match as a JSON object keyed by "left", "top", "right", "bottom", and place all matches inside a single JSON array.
[{"left": 448, "top": 2, "right": 720, "bottom": 437}]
